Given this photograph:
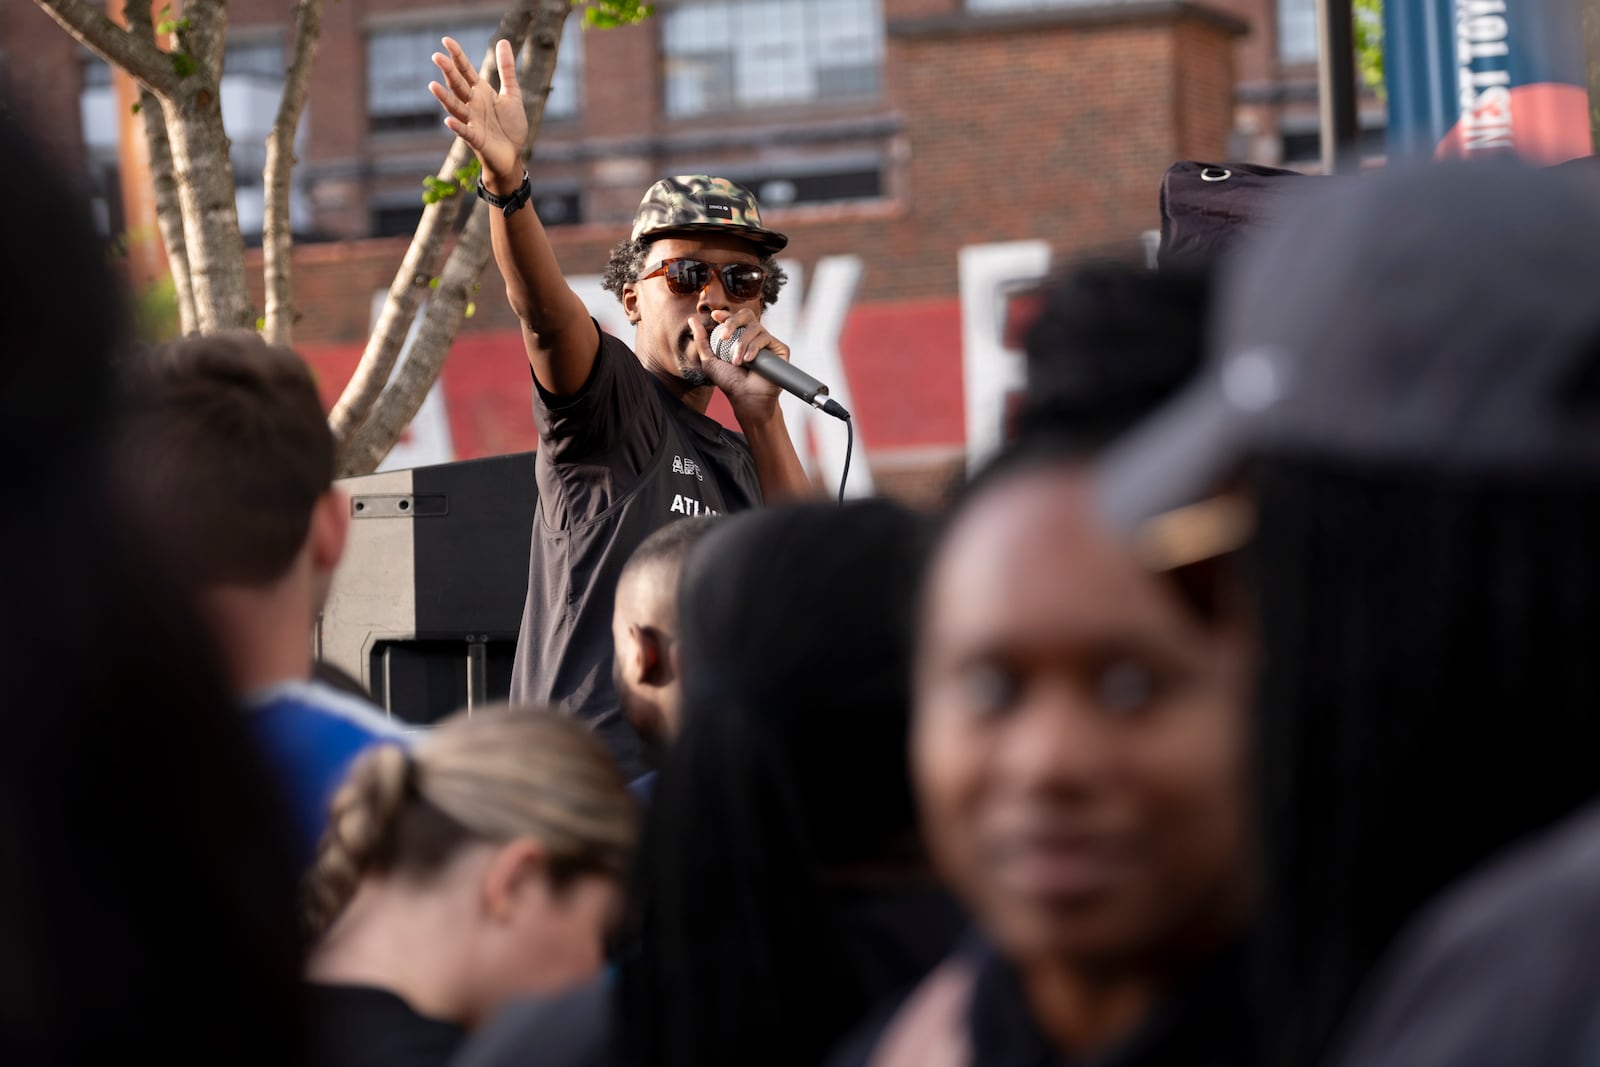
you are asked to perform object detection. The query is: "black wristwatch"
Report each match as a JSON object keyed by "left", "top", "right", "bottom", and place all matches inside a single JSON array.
[{"left": 476, "top": 171, "right": 532, "bottom": 217}]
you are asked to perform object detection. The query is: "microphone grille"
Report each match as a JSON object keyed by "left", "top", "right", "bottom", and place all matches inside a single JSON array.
[{"left": 709, "top": 325, "right": 743, "bottom": 363}]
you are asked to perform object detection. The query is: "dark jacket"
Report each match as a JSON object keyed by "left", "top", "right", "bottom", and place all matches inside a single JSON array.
[
  {"left": 830, "top": 937, "right": 1251, "bottom": 1067},
  {"left": 1335, "top": 795, "right": 1600, "bottom": 1067}
]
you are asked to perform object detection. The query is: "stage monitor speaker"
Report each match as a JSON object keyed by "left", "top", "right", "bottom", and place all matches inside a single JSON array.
[{"left": 317, "top": 451, "right": 536, "bottom": 726}]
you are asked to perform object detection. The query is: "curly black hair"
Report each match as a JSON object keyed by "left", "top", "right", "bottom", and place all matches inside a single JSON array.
[{"left": 602, "top": 237, "right": 788, "bottom": 310}]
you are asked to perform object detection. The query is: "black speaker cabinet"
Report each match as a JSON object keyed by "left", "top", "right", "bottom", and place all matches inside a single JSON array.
[{"left": 317, "top": 452, "right": 536, "bottom": 725}]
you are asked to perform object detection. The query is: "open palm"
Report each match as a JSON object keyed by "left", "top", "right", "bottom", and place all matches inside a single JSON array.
[{"left": 429, "top": 36, "right": 527, "bottom": 185}]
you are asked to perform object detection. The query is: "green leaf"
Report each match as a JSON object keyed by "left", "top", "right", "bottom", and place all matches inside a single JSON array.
[
  {"left": 171, "top": 51, "right": 198, "bottom": 78},
  {"left": 420, "top": 175, "right": 463, "bottom": 204},
  {"left": 256, "top": 316, "right": 267, "bottom": 331},
  {"left": 130, "top": 101, "right": 141, "bottom": 115},
  {"left": 580, "top": 0, "right": 654, "bottom": 29},
  {"left": 453, "top": 158, "right": 482, "bottom": 186},
  {"left": 465, "top": 301, "right": 476, "bottom": 319},
  {"left": 428, "top": 277, "right": 442, "bottom": 290}
]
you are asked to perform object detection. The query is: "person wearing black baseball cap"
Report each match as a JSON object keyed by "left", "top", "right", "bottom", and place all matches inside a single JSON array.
[
  {"left": 429, "top": 38, "right": 811, "bottom": 777},
  {"left": 1097, "top": 160, "right": 1600, "bottom": 1067}
]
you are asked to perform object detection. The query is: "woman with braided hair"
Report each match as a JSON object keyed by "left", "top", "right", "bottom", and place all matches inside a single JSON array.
[{"left": 304, "top": 707, "right": 637, "bottom": 1067}]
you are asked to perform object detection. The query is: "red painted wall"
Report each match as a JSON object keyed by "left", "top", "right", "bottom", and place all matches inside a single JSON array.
[{"left": 302, "top": 297, "right": 967, "bottom": 461}]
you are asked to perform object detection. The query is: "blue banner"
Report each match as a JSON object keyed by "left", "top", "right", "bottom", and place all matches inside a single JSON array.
[{"left": 1385, "top": 0, "right": 1590, "bottom": 163}]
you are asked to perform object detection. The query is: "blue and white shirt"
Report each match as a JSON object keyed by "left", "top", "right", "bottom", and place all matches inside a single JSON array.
[{"left": 243, "top": 679, "right": 411, "bottom": 865}]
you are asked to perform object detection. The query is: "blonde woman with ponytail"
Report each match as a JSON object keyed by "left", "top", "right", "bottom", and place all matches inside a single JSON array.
[{"left": 303, "top": 706, "right": 637, "bottom": 1067}]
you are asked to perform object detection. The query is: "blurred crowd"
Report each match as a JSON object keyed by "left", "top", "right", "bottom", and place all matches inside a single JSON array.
[{"left": 5, "top": 63, "right": 1600, "bottom": 1067}]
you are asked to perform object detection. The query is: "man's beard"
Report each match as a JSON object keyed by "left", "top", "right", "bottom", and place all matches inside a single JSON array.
[
  {"left": 676, "top": 325, "right": 712, "bottom": 386},
  {"left": 677, "top": 361, "right": 711, "bottom": 388}
]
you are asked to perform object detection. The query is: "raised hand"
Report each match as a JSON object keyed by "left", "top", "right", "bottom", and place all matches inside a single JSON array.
[{"left": 429, "top": 37, "right": 527, "bottom": 192}]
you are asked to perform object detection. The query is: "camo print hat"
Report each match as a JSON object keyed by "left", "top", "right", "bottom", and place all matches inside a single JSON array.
[{"left": 630, "top": 175, "right": 788, "bottom": 255}]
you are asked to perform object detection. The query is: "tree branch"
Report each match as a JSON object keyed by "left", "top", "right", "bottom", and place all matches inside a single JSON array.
[
  {"left": 338, "top": 209, "right": 495, "bottom": 476},
  {"left": 182, "top": 0, "right": 228, "bottom": 82},
  {"left": 262, "top": 0, "right": 322, "bottom": 346},
  {"left": 158, "top": 89, "right": 253, "bottom": 330},
  {"left": 337, "top": 0, "right": 572, "bottom": 476},
  {"left": 328, "top": 0, "right": 546, "bottom": 454},
  {"left": 32, "top": 0, "right": 175, "bottom": 96}
]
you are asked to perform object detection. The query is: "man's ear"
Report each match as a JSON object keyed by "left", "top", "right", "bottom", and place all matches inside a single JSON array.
[
  {"left": 630, "top": 623, "right": 668, "bottom": 686},
  {"left": 647, "top": 627, "right": 677, "bottom": 688},
  {"left": 622, "top": 283, "right": 642, "bottom": 325},
  {"left": 309, "top": 489, "right": 350, "bottom": 574},
  {"left": 481, "top": 837, "right": 548, "bottom": 923}
]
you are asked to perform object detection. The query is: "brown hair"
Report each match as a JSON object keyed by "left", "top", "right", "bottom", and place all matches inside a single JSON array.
[
  {"left": 303, "top": 706, "right": 638, "bottom": 939},
  {"left": 118, "top": 331, "right": 334, "bottom": 586}
]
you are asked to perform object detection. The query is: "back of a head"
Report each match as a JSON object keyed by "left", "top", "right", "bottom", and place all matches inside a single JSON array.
[
  {"left": 621, "top": 500, "right": 933, "bottom": 1067},
  {"left": 616, "top": 516, "right": 717, "bottom": 622},
  {"left": 306, "top": 706, "right": 637, "bottom": 939},
  {"left": 1019, "top": 256, "right": 1210, "bottom": 451},
  {"left": 119, "top": 331, "right": 335, "bottom": 587},
  {"left": 674, "top": 499, "right": 931, "bottom": 862},
  {"left": 1254, "top": 462, "right": 1600, "bottom": 1066},
  {"left": 0, "top": 92, "right": 305, "bottom": 1064},
  {"left": 1226, "top": 163, "right": 1600, "bottom": 1067}
]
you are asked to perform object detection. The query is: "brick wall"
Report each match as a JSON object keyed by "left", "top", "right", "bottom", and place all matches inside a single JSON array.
[
  {"left": 6, "top": 0, "right": 1242, "bottom": 501},
  {"left": 261, "top": 1, "right": 1241, "bottom": 344}
]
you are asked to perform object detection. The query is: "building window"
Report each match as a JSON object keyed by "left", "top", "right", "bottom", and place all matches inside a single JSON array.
[
  {"left": 663, "top": 0, "right": 882, "bottom": 117},
  {"left": 367, "top": 14, "right": 581, "bottom": 133},
  {"left": 1278, "top": 0, "right": 1318, "bottom": 63},
  {"left": 221, "top": 38, "right": 319, "bottom": 241},
  {"left": 223, "top": 39, "right": 286, "bottom": 191},
  {"left": 738, "top": 163, "right": 884, "bottom": 209},
  {"left": 371, "top": 186, "right": 581, "bottom": 237},
  {"left": 79, "top": 56, "right": 120, "bottom": 235}
]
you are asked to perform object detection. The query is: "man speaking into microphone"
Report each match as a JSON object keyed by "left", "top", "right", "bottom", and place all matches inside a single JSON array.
[{"left": 430, "top": 36, "right": 815, "bottom": 774}]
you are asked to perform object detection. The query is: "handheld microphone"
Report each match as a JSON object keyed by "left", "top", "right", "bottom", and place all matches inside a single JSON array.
[{"left": 710, "top": 325, "right": 849, "bottom": 421}]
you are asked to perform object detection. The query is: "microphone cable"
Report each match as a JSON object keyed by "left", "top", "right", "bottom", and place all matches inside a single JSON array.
[
  {"left": 837, "top": 408, "right": 852, "bottom": 505},
  {"left": 815, "top": 396, "right": 852, "bottom": 504}
]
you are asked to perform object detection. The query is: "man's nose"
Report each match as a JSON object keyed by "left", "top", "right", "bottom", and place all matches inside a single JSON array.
[{"left": 695, "top": 273, "right": 730, "bottom": 313}]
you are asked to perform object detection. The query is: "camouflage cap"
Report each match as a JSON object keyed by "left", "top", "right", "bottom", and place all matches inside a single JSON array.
[{"left": 630, "top": 175, "right": 789, "bottom": 255}]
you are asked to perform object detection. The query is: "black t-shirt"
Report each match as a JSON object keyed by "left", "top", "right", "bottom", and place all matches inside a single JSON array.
[
  {"left": 510, "top": 329, "right": 762, "bottom": 774},
  {"left": 308, "top": 983, "right": 465, "bottom": 1067}
]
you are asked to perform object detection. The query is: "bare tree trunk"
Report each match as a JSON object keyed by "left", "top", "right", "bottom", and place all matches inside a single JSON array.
[
  {"left": 161, "top": 3, "right": 253, "bottom": 335},
  {"left": 160, "top": 87, "right": 253, "bottom": 331},
  {"left": 38, "top": 0, "right": 252, "bottom": 332},
  {"left": 337, "top": 1, "right": 571, "bottom": 475},
  {"left": 329, "top": 0, "right": 561, "bottom": 464},
  {"left": 263, "top": 0, "right": 323, "bottom": 346},
  {"left": 123, "top": 0, "right": 198, "bottom": 334},
  {"left": 138, "top": 86, "right": 200, "bottom": 334},
  {"left": 182, "top": 0, "right": 227, "bottom": 85}
]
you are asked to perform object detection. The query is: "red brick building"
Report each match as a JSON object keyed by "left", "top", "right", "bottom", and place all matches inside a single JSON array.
[{"left": 9, "top": 0, "right": 1365, "bottom": 499}]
